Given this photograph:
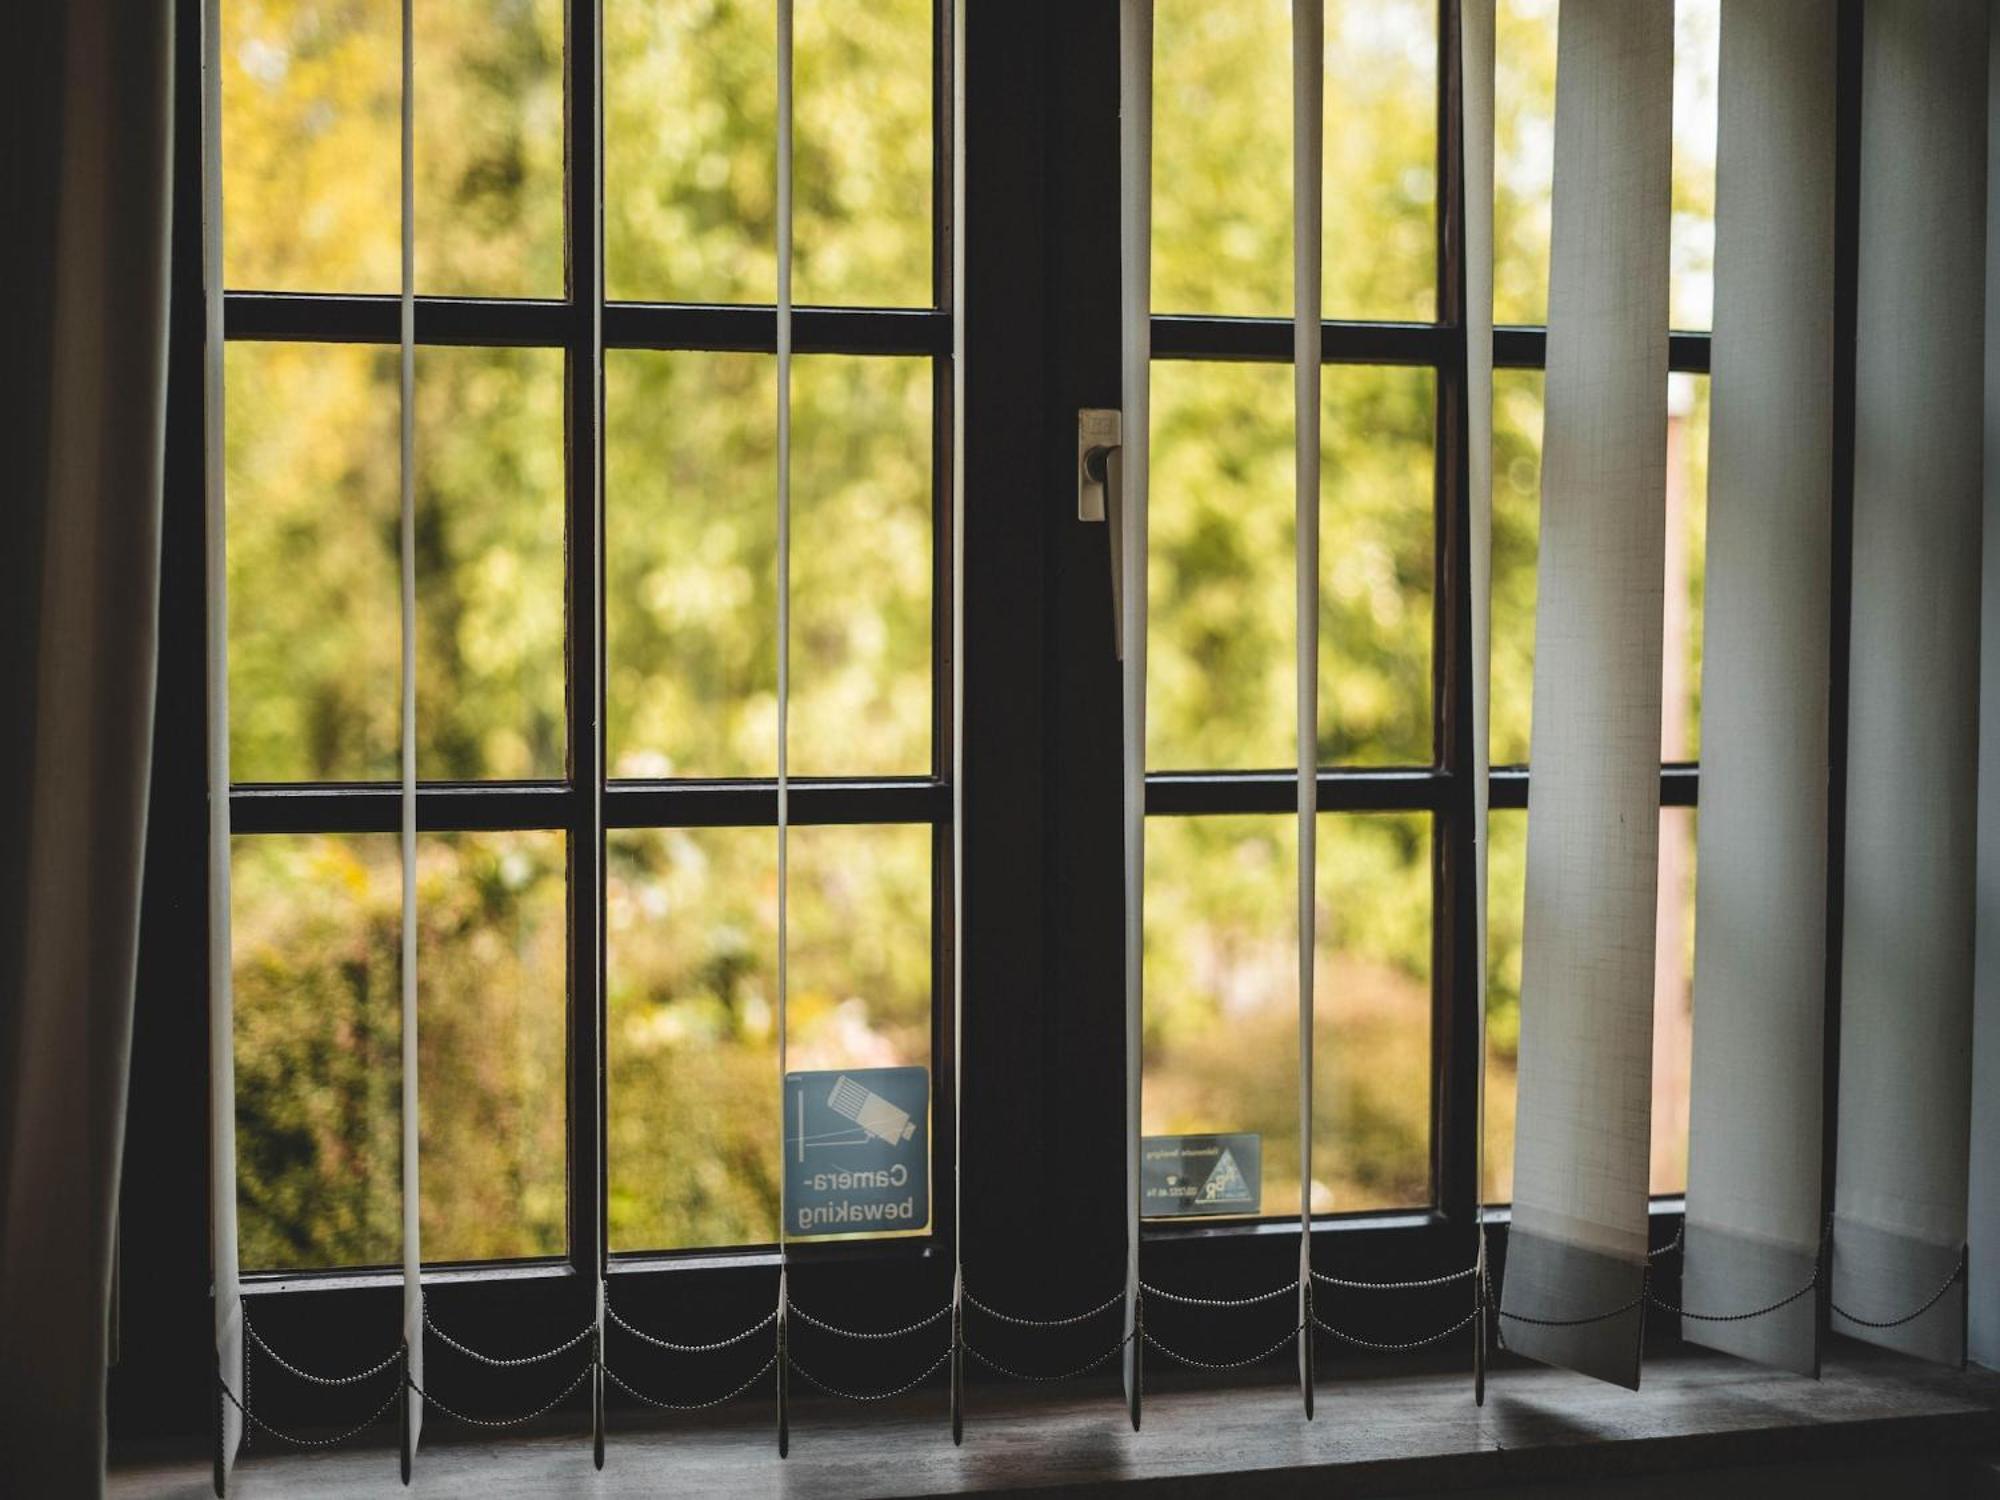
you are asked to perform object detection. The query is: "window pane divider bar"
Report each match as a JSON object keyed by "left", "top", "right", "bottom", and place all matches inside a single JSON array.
[
  {"left": 226, "top": 778, "right": 948, "bottom": 834},
  {"left": 222, "top": 766, "right": 1698, "bottom": 834},
  {"left": 1149, "top": 316, "right": 1709, "bottom": 374},
  {"left": 1141, "top": 765, "right": 1699, "bottom": 817},
  {"left": 222, "top": 290, "right": 947, "bottom": 354}
]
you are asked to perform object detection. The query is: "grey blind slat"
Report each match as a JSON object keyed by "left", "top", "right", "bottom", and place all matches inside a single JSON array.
[
  {"left": 1500, "top": 1, "right": 1674, "bottom": 1391},
  {"left": 1681, "top": 0, "right": 1836, "bottom": 1380},
  {"left": 1835, "top": 0, "right": 1985, "bottom": 1368}
]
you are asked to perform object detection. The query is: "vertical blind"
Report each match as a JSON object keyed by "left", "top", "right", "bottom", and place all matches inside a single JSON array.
[
  {"left": 1682, "top": 0, "right": 1835, "bottom": 1382},
  {"left": 1832, "top": 0, "right": 1983, "bottom": 1369},
  {"left": 1487, "top": 0, "right": 1990, "bottom": 1385},
  {"left": 1496, "top": 1, "right": 1674, "bottom": 1392},
  {"left": 1978, "top": 0, "right": 2000, "bottom": 1380}
]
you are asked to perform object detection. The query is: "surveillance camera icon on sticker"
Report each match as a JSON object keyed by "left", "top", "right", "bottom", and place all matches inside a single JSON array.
[
  {"left": 784, "top": 1066, "right": 929, "bottom": 1239},
  {"left": 829, "top": 1074, "right": 916, "bottom": 1145}
]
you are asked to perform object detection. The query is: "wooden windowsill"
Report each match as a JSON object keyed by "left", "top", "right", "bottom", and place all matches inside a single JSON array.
[{"left": 110, "top": 1345, "right": 2000, "bottom": 1498}]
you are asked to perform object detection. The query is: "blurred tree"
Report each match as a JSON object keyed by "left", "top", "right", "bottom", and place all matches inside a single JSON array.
[{"left": 221, "top": 0, "right": 1715, "bottom": 1264}]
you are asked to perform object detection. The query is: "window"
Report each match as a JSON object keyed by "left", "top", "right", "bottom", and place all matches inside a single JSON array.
[
  {"left": 120, "top": 0, "right": 1776, "bottom": 1432},
  {"left": 215, "top": 0, "right": 947, "bottom": 1273}
]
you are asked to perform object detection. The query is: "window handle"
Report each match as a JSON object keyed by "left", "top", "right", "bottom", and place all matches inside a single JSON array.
[{"left": 1078, "top": 408, "right": 1125, "bottom": 659}]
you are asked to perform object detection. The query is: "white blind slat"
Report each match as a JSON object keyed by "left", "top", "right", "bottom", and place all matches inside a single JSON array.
[
  {"left": 1291, "top": 0, "right": 1323, "bottom": 1415},
  {"left": 1681, "top": 0, "right": 1836, "bottom": 1380},
  {"left": 774, "top": 0, "right": 796, "bottom": 1452},
  {"left": 1500, "top": 1, "right": 1674, "bottom": 1391},
  {"left": 1974, "top": 0, "right": 2000, "bottom": 1378},
  {"left": 1835, "top": 0, "right": 1984, "bottom": 1368},
  {"left": 398, "top": 0, "right": 423, "bottom": 1458},
  {"left": 1461, "top": 0, "right": 1495, "bottom": 1250}
]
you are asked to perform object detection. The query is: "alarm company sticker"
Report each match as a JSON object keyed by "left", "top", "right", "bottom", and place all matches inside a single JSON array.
[
  {"left": 1141, "top": 1133, "right": 1262, "bottom": 1217},
  {"left": 782, "top": 1066, "right": 929, "bottom": 1238}
]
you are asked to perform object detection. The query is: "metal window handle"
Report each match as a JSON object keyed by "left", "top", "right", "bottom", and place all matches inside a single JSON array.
[{"left": 1078, "top": 408, "right": 1126, "bottom": 659}]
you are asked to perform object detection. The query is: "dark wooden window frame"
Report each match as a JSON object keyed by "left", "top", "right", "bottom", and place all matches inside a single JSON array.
[{"left": 114, "top": 0, "right": 1861, "bottom": 1439}]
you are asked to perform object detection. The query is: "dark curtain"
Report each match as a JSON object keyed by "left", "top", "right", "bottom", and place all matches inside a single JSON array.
[{"left": 0, "top": 2, "right": 175, "bottom": 1494}]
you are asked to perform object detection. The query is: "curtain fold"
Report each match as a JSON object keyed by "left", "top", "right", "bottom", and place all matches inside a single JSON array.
[
  {"left": 1971, "top": 0, "right": 2000, "bottom": 1378},
  {"left": 1500, "top": 0, "right": 1673, "bottom": 1391},
  {"left": 1681, "top": 0, "right": 1836, "bottom": 1381},
  {"left": 0, "top": 3, "right": 175, "bottom": 1494},
  {"left": 1834, "top": 0, "right": 1985, "bottom": 1369},
  {"left": 199, "top": 0, "right": 244, "bottom": 1478}
]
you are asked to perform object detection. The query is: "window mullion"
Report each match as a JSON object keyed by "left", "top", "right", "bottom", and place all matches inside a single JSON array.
[
  {"left": 563, "top": 0, "right": 608, "bottom": 1299},
  {"left": 1434, "top": 0, "right": 1481, "bottom": 1234}
]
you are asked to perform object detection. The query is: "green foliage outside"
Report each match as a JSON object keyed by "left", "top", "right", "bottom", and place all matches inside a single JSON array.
[{"left": 222, "top": 0, "right": 1715, "bottom": 1268}]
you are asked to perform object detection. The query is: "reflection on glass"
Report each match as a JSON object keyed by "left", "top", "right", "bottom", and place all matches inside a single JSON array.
[
  {"left": 223, "top": 0, "right": 564, "bottom": 296},
  {"left": 607, "top": 351, "right": 932, "bottom": 779},
  {"left": 233, "top": 831, "right": 568, "bottom": 1270},
  {"left": 1487, "top": 370, "right": 1709, "bottom": 767},
  {"left": 606, "top": 0, "right": 932, "bottom": 307},
  {"left": 1153, "top": 0, "right": 1436, "bottom": 321},
  {"left": 226, "top": 342, "right": 566, "bottom": 782},
  {"left": 1493, "top": 0, "right": 1720, "bottom": 332},
  {"left": 1149, "top": 362, "right": 1434, "bottom": 772},
  {"left": 608, "top": 824, "right": 932, "bottom": 1251},
  {"left": 1482, "top": 806, "right": 1697, "bottom": 1203},
  {"left": 1143, "top": 813, "right": 1432, "bottom": 1219}
]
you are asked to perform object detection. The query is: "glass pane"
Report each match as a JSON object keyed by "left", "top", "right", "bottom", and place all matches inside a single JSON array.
[
  {"left": 415, "top": 346, "right": 568, "bottom": 778},
  {"left": 608, "top": 824, "right": 932, "bottom": 1251},
  {"left": 1651, "top": 805, "right": 1696, "bottom": 1194},
  {"left": 224, "top": 0, "right": 397, "bottom": 292},
  {"left": 1323, "top": 1, "right": 1438, "bottom": 322},
  {"left": 227, "top": 342, "right": 396, "bottom": 779},
  {"left": 1315, "top": 812, "right": 1433, "bottom": 1209},
  {"left": 1482, "top": 805, "right": 1697, "bottom": 1203},
  {"left": 794, "top": 0, "right": 934, "bottom": 307},
  {"left": 1153, "top": 1, "right": 1287, "bottom": 319},
  {"left": 1487, "top": 369, "right": 1709, "bottom": 767},
  {"left": 233, "top": 831, "right": 568, "bottom": 1271},
  {"left": 606, "top": 0, "right": 932, "bottom": 307},
  {"left": 414, "top": 0, "right": 566, "bottom": 297},
  {"left": 1493, "top": 0, "right": 1557, "bottom": 326},
  {"left": 1493, "top": 0, "right": 1721, "bottom": 329},
  {"left": 1671, "top": 0, "right": 1720, "bottom": 333},
  {"left": 1489, "top": 368, "right": 1543, "bottom": 765},
  {"left": 227, "top": 342, "right": 566, "bottom": 782},
  {"left": 1153, "top": 0, "right": 1436, "bottom": 322},
  {"left": 1143, "top": 812, "right": 1432, "bottom": 1220},
  {"left": 1149, "top": 362, "right": 1434, "bottom": 772},
  {"left": 607, "top": 351, "right": 932, "bottom": 779},
  {"left": 223, "top": 0, "right": 563, "bottom": 296}
]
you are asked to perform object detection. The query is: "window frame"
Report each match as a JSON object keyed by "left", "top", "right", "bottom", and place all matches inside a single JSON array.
[
  {"left": 114, "top": 0, "right": 1865, "bottom": 1442},
  {"left": 1136, "top": 2, "right": 1710, "bottom": 1247}
]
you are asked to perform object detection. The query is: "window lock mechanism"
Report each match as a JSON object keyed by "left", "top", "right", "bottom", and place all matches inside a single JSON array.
[{"left": 1078, "top": 408, "right": 1126, "bottom": 659}]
